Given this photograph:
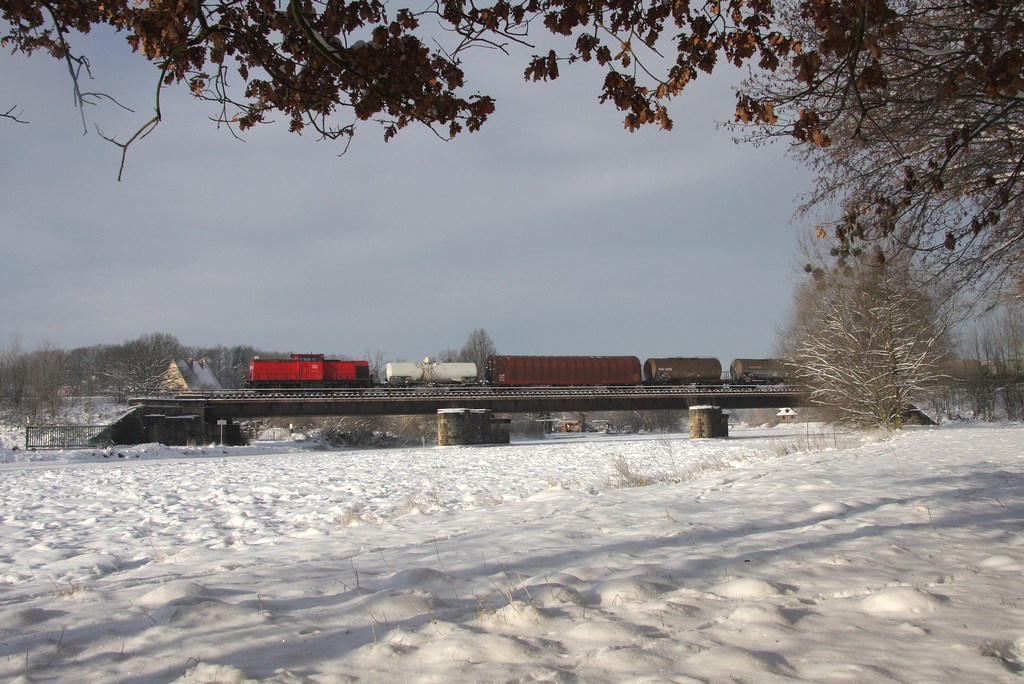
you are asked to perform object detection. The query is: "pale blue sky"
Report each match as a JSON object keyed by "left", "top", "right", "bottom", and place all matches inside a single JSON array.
[{"left": 1, "top": 23, "right": 812, "bottom": 364}]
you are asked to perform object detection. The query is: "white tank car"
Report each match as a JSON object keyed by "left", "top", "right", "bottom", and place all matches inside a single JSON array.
[{"left": 386, "top": 358, "right": 478, "bottom": 384}]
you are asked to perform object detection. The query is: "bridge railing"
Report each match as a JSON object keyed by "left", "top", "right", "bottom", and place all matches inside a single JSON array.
[{"left": 25, "top": 425, "right": 113, "bottom": 450}]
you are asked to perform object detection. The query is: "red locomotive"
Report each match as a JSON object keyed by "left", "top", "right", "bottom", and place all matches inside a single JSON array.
[{"left": 246, "top": 353, "right": 371, "bottom": 388}]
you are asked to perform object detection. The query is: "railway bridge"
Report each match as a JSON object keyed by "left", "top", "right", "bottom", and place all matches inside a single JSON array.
[{"left": 118, "top": 385, "right": 805, "bottom": 445}]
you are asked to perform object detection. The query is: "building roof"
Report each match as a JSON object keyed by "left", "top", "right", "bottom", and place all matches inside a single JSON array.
[{"left": 166, "top": 358, "right": 222, "bottom": 391}]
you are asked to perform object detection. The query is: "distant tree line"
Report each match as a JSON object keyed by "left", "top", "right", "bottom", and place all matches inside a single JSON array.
[
  {"left": 0, "top": 329, "right": 500, "bottom": 424},
  {"left": 940, "top": 306, "right": 1024, "bottom": 421},
  {"left": 0, "top": 332, "right": 284, "bottom": 422}
]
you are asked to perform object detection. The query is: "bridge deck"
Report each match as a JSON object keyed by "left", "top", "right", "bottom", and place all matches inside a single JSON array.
[{"left": 133, "top": 385, "right": 804, "bottom": 420}]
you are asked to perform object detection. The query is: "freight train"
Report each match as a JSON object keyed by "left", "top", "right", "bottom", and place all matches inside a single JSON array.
[{"left": 246, "top": 354, "right": 789, "bottom": 388}]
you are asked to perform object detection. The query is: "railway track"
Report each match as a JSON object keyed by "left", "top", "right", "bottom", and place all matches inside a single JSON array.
[
  {"left": 165, "top": 384, "right": 802, "bottom": 402},
  {"left": 126, "top": 384, "right": 805, "bottom": 422}
]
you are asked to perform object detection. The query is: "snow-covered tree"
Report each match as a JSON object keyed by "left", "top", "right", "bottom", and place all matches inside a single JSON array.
[{"left": 780, "top": 253, "right": 954, "bottom": 429}]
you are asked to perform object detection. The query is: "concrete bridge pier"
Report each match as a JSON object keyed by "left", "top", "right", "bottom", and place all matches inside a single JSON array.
[
  {"left": 690, "top": 406, "right": 729, "bottom": 439},
  {"left": 437, "top": 409, "right": 511, "bottom": 446}
]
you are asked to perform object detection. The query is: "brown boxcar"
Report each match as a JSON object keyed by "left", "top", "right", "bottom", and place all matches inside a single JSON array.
[
  {"left": 485, "top": 355, "right": 642, "bottom": 386},
  {"left": 643, "top": 357, "right": 723, "bottom": 384},
  {"left": 729, "top": 358, "right": 789, "bottom": 384}
]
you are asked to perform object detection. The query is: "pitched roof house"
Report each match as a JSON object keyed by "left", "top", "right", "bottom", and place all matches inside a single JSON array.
[
  {"left": 776, "top": 407, "right": 798, "bottom": 422},
  {"left": 161, "top": 358, "right": 223, "bottom": 392}
]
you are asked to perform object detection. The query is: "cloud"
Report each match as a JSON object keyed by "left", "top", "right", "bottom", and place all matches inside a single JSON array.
[{"left": 0, "top": 22, "right": 812, "bottom": 365}]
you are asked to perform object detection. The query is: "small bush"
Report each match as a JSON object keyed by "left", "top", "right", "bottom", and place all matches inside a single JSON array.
[{"left": 605, "top": 455, "right": 686, "bottom": 488}]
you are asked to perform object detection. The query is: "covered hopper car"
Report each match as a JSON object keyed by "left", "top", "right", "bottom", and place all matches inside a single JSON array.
[
  {"left": 247, "top": 354, "right": 372, "bottom": 388},
  {"left": 485, "top": 355, "right": 643, "bottom": 386}
]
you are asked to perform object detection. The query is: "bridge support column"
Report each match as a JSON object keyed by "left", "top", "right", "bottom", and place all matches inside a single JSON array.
[
  {"left": 437, "top": 409, "right": 510, "bottom": 446},
  {"left": 690, "top": 406, "right": 729, "bottom": 439}
]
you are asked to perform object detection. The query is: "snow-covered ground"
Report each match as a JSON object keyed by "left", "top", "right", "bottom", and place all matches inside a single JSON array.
[{"left": 1, "top": 422, "right": 1022, "bottom": 682}]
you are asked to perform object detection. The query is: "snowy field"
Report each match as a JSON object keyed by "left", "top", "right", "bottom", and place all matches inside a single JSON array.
[{"left": 1, "top": 422, "right": 1023, "bottom": 682}]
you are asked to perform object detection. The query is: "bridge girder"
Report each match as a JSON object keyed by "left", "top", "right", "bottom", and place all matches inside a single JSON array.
[{"left": 133, "top": 387, "right": 804, "bottom": 423}]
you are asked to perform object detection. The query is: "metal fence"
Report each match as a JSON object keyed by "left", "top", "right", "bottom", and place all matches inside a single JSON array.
[{"left": 25, "top": 425, "right": 113, "bottom": 450}]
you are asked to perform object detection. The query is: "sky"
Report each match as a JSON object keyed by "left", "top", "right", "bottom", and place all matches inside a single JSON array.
[
  {"left": 2, "top": 421, "right": 1023, "bottom": 681},
  {"left": 0, "top": 19, "right": 814, "bottom": 366}
]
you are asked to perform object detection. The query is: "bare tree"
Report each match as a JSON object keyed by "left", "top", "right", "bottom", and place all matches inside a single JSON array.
[
  {"left": 391, "top": 415, "right": 438, "bottom": 446},
  {"left": 363, "top": 348, "right": 388, "bottom": 386},
  {"left": 0, "top": 337, "right": 67, "bottom": 421},
  {"left": 608, "top": 411, "right": 644, "bottom": 434},
  {"left": 98, "top": 332, "right": 184, "bottom": 401},
  {"left": 0, "top": 335, "right": 28, "bottom": 408},
  {"left": 65, "top": 344, "right": 106, "bottom": 396},
  {"left": 26, "top": 340, "right": 66, "bottom": 420},
  {"left": 959, "top": 302, "right": 1024, "bottom": 420},
  {"left": 458, "top": 329, "right": 498, "bottom": 377},
  {"left": 779, "top": 252, "right": 955, "bottom": 429},
  {"left": 433, "top": 348, "right": 461, "bottom": 363},
  {"left": 613, "top": 409, "right": 684, "bottom": 433},
  {"left": 990, "top": 304, "right": 1024, "bottom": 419}
]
